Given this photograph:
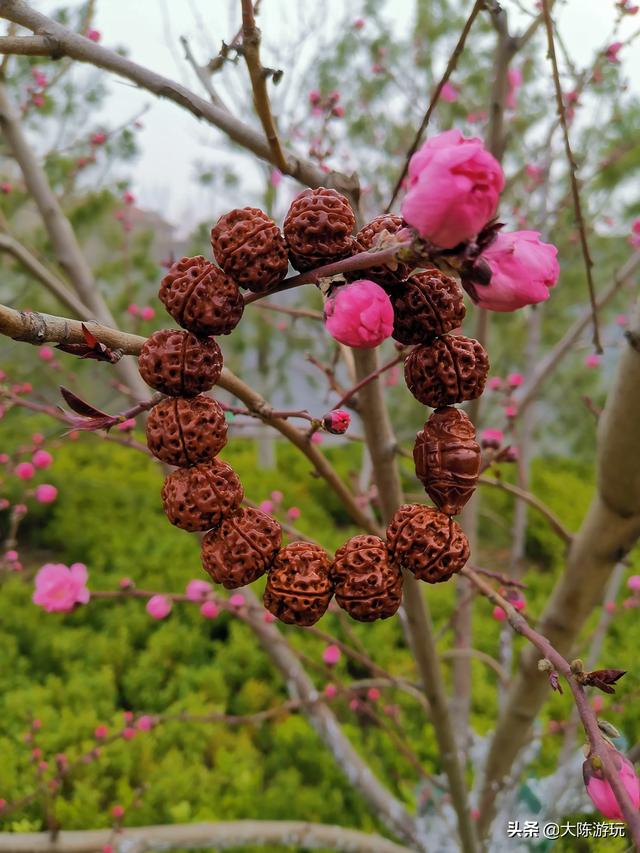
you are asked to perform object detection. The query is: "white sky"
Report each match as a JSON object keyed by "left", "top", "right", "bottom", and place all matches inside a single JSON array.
[{"left": 39, "top": 0, "right": 640, "bottom": 234}]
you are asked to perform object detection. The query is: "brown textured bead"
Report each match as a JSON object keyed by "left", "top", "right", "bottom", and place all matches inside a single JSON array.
[
  {"left": 200, "top": 507, "right": 282, "bottom": 589},
  {"left": 158, "top": 255, "right": 244, "bottom": 336},
  {"left": 146, "top": 396, "right": 228, "bottom": 467},
  {"left": 161, "top": 460, "right": 243, "bottom": 532},
  {"left": 386, "top": 504, "right": 469, "bottom": 583},
  {"left": 210, "top": 207, "right": 288, "bottom": 293},
  {"left": 404, "top": 334, "right": 489, "bottom": 407},
  {"left": 330, "top": 535, "right": 403, "bottom": 622},
  {"left": 138, "top": 329, "right": 223, "bottom": 397},
  {"left": 349, "top": 214, "right": 410, "bottom": 287},
  {"left": 283, "top": 187, "right": 355, "bottom": 272},
  {"left": 391, "top": 270, "right": 466, "bottom": 344},
  {"left": 414, "top": 408, "right": 480, "bottom": 515},
  {"left": 263, "top": 541, "right": 333, "bottom": 626}
]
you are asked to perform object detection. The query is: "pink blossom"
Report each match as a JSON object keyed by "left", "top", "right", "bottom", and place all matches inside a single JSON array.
[
  {"left": 90, "top": 132, "right": 106, "bottom": 146},
  {"left": 332, "top": 105, "right": 345, "bottom": 118},
  {"left": 271, "top": 490, "right": 283, "bottom": 503},
  {"left": 0, "top": 454, "right": 8, "bottom": 464},
  {"left": 492, "top": 606, "right": 507, "bottom": 621},
  {"left": 14, "top": 503, "right": 28, "bottom": 515},
  {"left": 270, "top": 168, "right": 282, "bottom": 188},
  {"left": 627, "top": 575, "right": 640, "bottom": 592},
  {"left": 507, "top": 372, "right": 523, "bottom": 388},
  {"left": 504, "top": 404, "right": 518, "bottom": 418},
  {"left": 323, "top": 409, "right": 351, "bottom": 435},
  {"left": 111, "top": 804, "right": 125, "bottom": 819},
  {"left": 480, "top": 428, "right": 504, "bottom": 449},
  {"left": 324, "top": 280, "right": 394, "bottom": 348},
  {"left": 262, "top": 610, "right": 276, "bottom": 623},
  {"left": 487, "top": 377, "right": 503, "bottom": 391},
  {"left": 33, "top": 562, "right": 90, "bottom": 613},
  {"left": 604, "top": 601, "right": 617, "bottom": 614},
  {"left": 186, "top": 579, "right": 212, "bottom": 601},
  {"left": 466, "top": 111, "right": 488, "bottom": 123},
  {"left": 616, "top": 314, "right": 629, "bottom": 327},
  {"left": 324, "top": 683, "right": 338, "bottom": 698},
  {"left": 16, "top": 461, "right": 35, "bottom": 480},
  {"left": 229, "top": 593, "right": 245, "bottom": 608},
  {"left": 139, "top": 306, "right": 155, "bottom": 321},
  {"left": 146, "top": 594, "right": 172, "bottom": 620},
  {"left": 31, "top": 93, "right": 45, "bottom": 108},
  {"left": 127, "top": 304, "right": 139, "bottom": 316},
  {"left": 136, "top": 715, "right": 154, "bottom": 731},
  {"left": 584, "top": 353, "right": 601, "bottom": 369},
  {"left": 85, "top": 28, "right": 101, "bottom": 41},
  {"left": 122, "top": 727, "right": 136, "bottom": 740},
  {"left": 103, "top": 846, "right": 113, "bottom": 853},
  {"left": 311, "top": 432, "right": 324, "bottom": 445},
  {"left": 94, "top": 724, "right": 108, "bottom": 739},
  {"left": 525, "top": 164, "right": 544, "bottom": 184},
  {"left": 605, "top": 42, "right": 624, "bottom": 63},
  {"left": 119, "top": 577, "right": 134, "bottom": 590},
  {"left": 506, "top": 67, "right": 523, "bottom": 110},
  {"left": 349, "top": 698, "right": 361, "bottom": 711},
  {"left": 353, "top": 17, "right": 365, "bottom": 28},
  {"left": 5, "top": 550, "right": 18, "bottom": 562},
  {"left": 367, "top": 687, "right": 380, "bottom": 701},
  {"left": 200, "top": 600, "right": 219, "bottom": 619},
  {"left": 322, "top": 644, "right": 341, "bottom": 666},
  {"left": 123, "top": 711, "right": 134, "bottom": 722},
  {"left": 0, "top": 182, "right": 13, "bottom": 194},
  {"left": 35, "top": 484, "right": 58, "bottom": 504},
  {"left": 259, "top": 500, "right": 274, "bottom": 514},
  {"left": 38, "top": 346, "right": 55, "bottom": 363},
  {"left": 116, "top": 418, "right": 136, "bottom": 431},
  {"left": 122, "top": 191, "right": 135, "bottom": 205},
  {"left": 583, "top": 750, "right": 640, "bottom": 819},
  {"left": 308, "top": 90, "right": 321, "bottom": 105},
  {"left": 472, "top": 231, "right": 559, "bottom": 311},
  {"left": 32, "top": 449, "right": 53, "bottom": 469},
  {"left": 32, "top": 433, "right": 44, "bottom": 444},
  {"left": 401, "top": 129, "right": 504, "bottom": 248},
  {"left": 440, "top": 81, "right": 458, "bottom": 103},
  {"left": 287, "top": 507, "right": 301, "bottom": 521}
]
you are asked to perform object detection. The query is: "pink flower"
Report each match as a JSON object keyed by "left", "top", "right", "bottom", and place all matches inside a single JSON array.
[
  {"left": 401, "top": 129, "right": 504, "bottom": 248},
  {"left": 323, "top": 409, "right": 351, "bottom": 435},
  {"left": 270, "top": 168, "right": 282, "bottom": 188},
  {"left": 262, "top": 610, "right": 276, "bottom": 623},
  {"left": 146, "top": 594, "right": 172, "bottom": 620},
  {"left": 35, "top": 484, "right": 58, "bottom": 504},
  {"left": 229, "top": 593, "right": 245, "bottom": 609},
  {"left": 127, "top": 304, "right": 139, "bottom": 316},
  {"left": 16, "top": 461, "right": 35, "bottom": 480},
  {"left": 86, "top": 28, "right": 101, "bottom": 41},
  {"left": 122, "top": 191, "right": 135, "bottom": 205},
  {"left": 91, "top": 132, "right": 107, "bottom": 146},
  {"left": 525, "top": 164, "right": 544, "bottom": 183},
  {"left": 507, "top": 372, "right": 523, "bottom": 388},
  {"left": 200, "top": 600, "right": 219, "bottom": 619},
  {"left": 311, "top": 432, "right": 324, "bottom": 445},
  {"left": 324, "top": 280, "right": 394, "bottom": 348},
  {"left": 627, "top": 575, "right": 640, "bottom": 592},
  {"left": 492, "top": 606, "right": 507, "bottom": 621},
  {"left": 38, "top": 346, "right": 55, "bottom": 363},
  {"left": 32, "top": 93, "right": 45, "bottom": 108},
  {"left": 506, "top": 67, "right": 523, "bottom": 110},
  {"left": 94, "top": 725, "right": 108, "bottom": 739},
  {"left": 471, "top": 231, "right": 559, "bottom": 311},
  {"left": 605, "top": 42, "right": 624, "bottom": 63},
  {"left": 32, "top": 433, "right": 44, "bottom": 444},
  {"left": 322, "top": 644, "right": 341, "bottom": 666},
  {"left": 308, "top": 90, "right": 321, "bottom": 105},
  {"left": 0, "top": 182, "right": 13, "bottom": 194},
  {"left": 440, "top": 81, "right": 458, "bottom": 103},
  {"left": 353, "top": 17, "right": 365, "bottom": 28},
  {"left": 367, "top": 687, "right": 381, "bottom": 702},
  {"left": 271, "top": 490, "right": 283, "bottom": 503},
  {"left": 487, "top": 377, "right": 503, "bottom": 391},
  {"left": 616, "top": 314, "right": 629, "bottom": 327},
  {"left": 32, "top": 449, "right": 53, "bottom": 469},
  {"left": 584, "top": 353, "right": 601, "bottom": 369},
  {"left": 5, "top": 550, "right": 18, "bottom": 561},
  {"left": 136, "top": 715, "right": 154, "bottom": 731},
  {"left": 259, "top": 500, "right": 274, "bottom": 514},
  {"left": 186, "top": 579, "right": 212, "bottom": 601},
  {"left": 122, "top": 727, "right": 136, "bottom": 740},
  {"left": 604, "top": 601, "right": 617, "bottom": 614},
  {"left": 33, "top": 562, "right": 90, "bottom": 613},
  {"left": 480, "top": 428, "right": 503, "bottom": 449},
  {"left": 324, "top": 683, "right": 338, "bottom": 698},
  {"left": 583, "top": 750, "right": 640, "bottom": 819},
  {"left": 503, "top": 404, "right": 518, "bottom": 418},
  {"left": 287, "top": 507, "right": 301, "bottom": 521},
  {"left": 349, "top": 698, "right": 361, "bottom": 711},
  {"left": 0, "top": 454, "right": 8, "bottom": 464},
  {"left": 111, "top": 804, "right": 125, "bottom": 819},
  {"left": 139, "top": 306, "right": 155, "bottom": 321}
]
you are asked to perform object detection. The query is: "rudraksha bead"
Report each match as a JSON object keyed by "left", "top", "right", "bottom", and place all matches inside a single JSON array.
[
  {"left": 161, "top": 459, "right": 243, "bottom": 532},
  {"left": 349, "top": 214, "right": 410, "bottom": 287},
  {"left": 263, "top": 541, "right": 333, "bottom": 626},
  {"left": 210, "top": 207, "right": 289, "bottom": 293},
  {"left": 386, "top": 504, "right": 469, "bottom": 583},
  {"left": 330, "top": 535, "right": 403, "bottom": 622},
  {"left": 138, "top": 329, "right": 223, "bottom": 397},
  {"left": 146, "top": 396, "right": 228, "bottom": 467},
  {"left": 158, "top": 255, "right": 244, "bottom": 336},
  {"left": 404, "top": 334, "right": 489, "bottom": 408},
  {"left": 391, "top": 270, "right": 466, "bottom": 344},
  {"left": 413, "top": 407, "right": 480, "bottom": 515},
  {"left": 200, "top": 507, "right": 282, "bottom": 589},
  {"left": 283, "top": 187, "right": 355, "bottom": 272}
]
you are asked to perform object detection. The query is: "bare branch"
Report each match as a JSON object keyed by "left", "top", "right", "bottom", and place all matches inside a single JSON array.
[{"left": 478, "top": 475, "right": 573, "bottom": 545}]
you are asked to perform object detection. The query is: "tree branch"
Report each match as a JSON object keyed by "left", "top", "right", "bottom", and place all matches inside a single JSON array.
[
  {"left": 0, "top": 0, "right": 358, "bottom": 197},
  {"left": 0, "top": 821, "right": 414, "bottom": 853},
  {"left": 478, "top": 475, "right": 573, "bottom": 545},
  {"left": 240, "top": 0, "right": 287, "bottom": 171}
]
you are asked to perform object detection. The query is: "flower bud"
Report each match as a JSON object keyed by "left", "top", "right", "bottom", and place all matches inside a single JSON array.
[{"left": 323, "top": 409, "right": 351, "bottom": 434}]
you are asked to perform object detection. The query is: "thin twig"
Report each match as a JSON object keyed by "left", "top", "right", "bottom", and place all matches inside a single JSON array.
[{"left": 541, "top": 0, "right": 601, "bottom": 352}]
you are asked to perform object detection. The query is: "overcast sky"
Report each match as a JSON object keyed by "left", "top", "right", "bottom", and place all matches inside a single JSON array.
[{"left": 39, "top": 0, "right": 640, "bottom": 235}]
